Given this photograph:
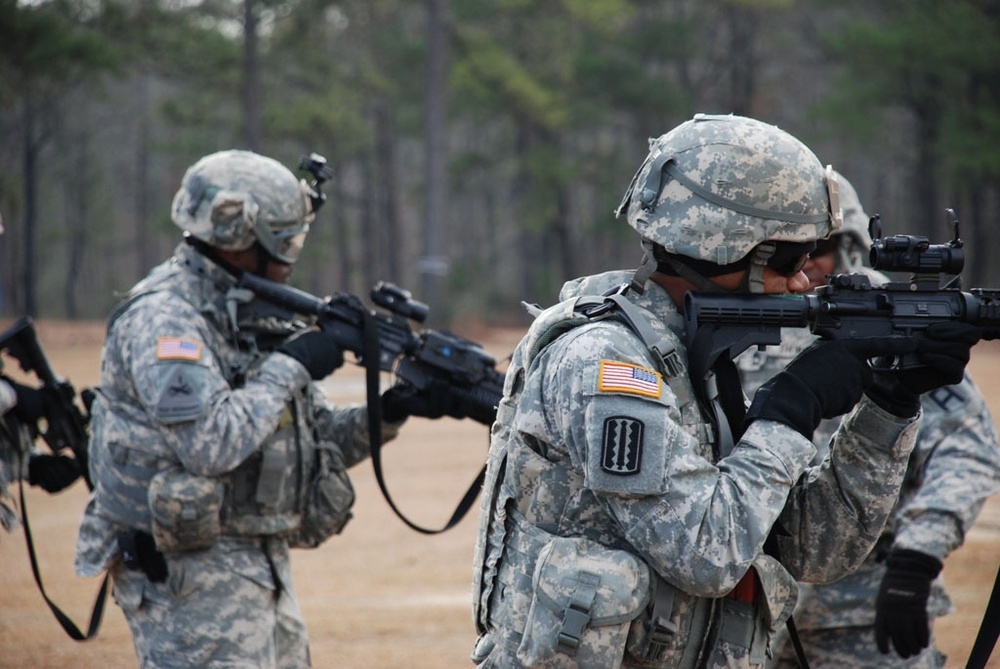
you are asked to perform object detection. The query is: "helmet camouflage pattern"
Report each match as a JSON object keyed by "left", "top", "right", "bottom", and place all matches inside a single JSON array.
[
  {"left": 171, "top": 149, "right": 314, "bottom": 264},
  {"left": 616, "top": 113, "right": 842, "bottom": 265},
  {"left": 832, "top": 170, "right": 871, "bottom": 251}
]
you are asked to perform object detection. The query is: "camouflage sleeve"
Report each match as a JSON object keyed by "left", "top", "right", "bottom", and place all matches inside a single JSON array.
[
  {"left": 309, "top": 384, "right": 401, "bottom": 469},
  {"left": 773, "top": 395, "right": 919, "bottom": 582},
  {"left": 0, "top": 379, "right": 15, "bottom": 415},
  {"left": 112, "top": 294, "right": 310, "bottom": 476},
  {"left": 892, "top": 373, "right": 1000, "bottom": 559},
  {"left": 538, "top": 323, "right": 817, "bottom": 597}
]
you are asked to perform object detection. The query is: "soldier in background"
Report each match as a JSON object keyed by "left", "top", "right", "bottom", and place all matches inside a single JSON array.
[
  {"left": 737, "top": 173, "right": 1000, "bottom": 667},
  {"left": 469, "top": 114, "right": 979, "bottom": 668},
  {"left": 74, "top": 150, "right": 464, "bottom": 668},
  {"left": 0, "top": 376, "right": 83, "bottom": 530},
  {"left": 0, "top": 216, "right": 83, "bottom": 531}
]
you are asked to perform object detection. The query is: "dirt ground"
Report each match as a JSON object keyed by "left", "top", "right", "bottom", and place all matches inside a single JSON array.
[{"left": 0, "top": 321, "right": 997, "bottom": 668}]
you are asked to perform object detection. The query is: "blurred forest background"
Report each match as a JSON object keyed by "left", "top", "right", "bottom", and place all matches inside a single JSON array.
[{"left": 1, "top": 0, "right": 999, "bottom": 325}]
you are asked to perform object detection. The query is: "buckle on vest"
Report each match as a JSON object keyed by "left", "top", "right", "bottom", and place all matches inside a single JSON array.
[{"left": 557, "top": 571, "right": 600, "bottom": 655}]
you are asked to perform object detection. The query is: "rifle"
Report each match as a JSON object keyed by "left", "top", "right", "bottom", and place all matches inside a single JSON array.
[
  {"left": 233, "top": 271, "right": 505, "bottom": 533},
  {"left": 683, "top": 210, "right": 1000, "bottom": 405},
  {"left": 235, "top": 273, "right": 504, "bottom": 425},
  {"left": 0, "top": 317, "right": 92, "bottom": 489}
]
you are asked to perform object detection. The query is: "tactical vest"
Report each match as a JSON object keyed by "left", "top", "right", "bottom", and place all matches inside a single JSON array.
[
  {"left": 90, "top": 277, "right": 336, "bottom": 549},
  {"left": 472, "top": 292, "right": 755, "bottom": 667}
]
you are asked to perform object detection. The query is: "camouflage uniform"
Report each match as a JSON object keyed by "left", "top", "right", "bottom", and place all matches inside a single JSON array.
[
  {"left": 737, "top": 287, "right": 1000, "bottom": 669},
  {"left": 76, "top": 155, "right": 396, "bottom": 668},
  {"left": 470, "top": 269, "right": 919, "bottom": 669},
  {"left": 0, "top": 378, "right": 31, "bottom": 532}
]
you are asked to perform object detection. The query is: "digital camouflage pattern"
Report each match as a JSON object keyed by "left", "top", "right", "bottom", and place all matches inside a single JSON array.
[
  {"left": 618, "top": 114, "right": 841, "bottom": 265},
  {"left": 75, "top": 241, "right": 392, "bottom": 668},
  {"left": 737, "top": 302, "right": 1000, "bottom": 669},
  {"left": 0, "top": 378, "right": 30, "bottom": 532},
  {"left": 471, "top": 268, "right": 920, "bottom": 669},
  {"left": 171, "top": 149, "right": 313, "bottom": 263}
]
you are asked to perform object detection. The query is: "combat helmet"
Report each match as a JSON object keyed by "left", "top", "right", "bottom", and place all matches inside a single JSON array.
[
  {"left": 827, "top": 170, "right": 871, "bottom": 273},
  {"left": 171, "top": 149, "right": 314, "bottom": 264},
  {"left": 615, "top": 113, "right": 842, "bottom": 293}
]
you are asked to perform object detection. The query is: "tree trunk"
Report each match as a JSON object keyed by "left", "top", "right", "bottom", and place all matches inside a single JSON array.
[
  {"left": 421, "top": 0, "right": 450, "bottom": 312},
  {"left": 243, "top": 0, "right": 261, "bottom": 151},
  {"left": 22, "top": 97, "right": 37, "bottom": 318}
]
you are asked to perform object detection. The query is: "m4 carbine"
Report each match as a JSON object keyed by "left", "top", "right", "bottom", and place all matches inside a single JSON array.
[
  {"left": 0, "top": 317, "right": 92, "bottom": 489},
  {"left": 684, "top": 211, "right": 1000, "bottom": 400},
  {"left": 234, "top": 272, "right": 504, "bottom": 427}
]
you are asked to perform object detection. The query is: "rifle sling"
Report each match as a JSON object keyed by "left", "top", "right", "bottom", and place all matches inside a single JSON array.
[
  {"left": 362, "top": 308, "right": 485, "bottom": 535},
  {"left": 19, "top": 479, "right": 109, "bottom": 641},
  {"left": 966, "top": 563, "right": 1000, "bottom": 669}
]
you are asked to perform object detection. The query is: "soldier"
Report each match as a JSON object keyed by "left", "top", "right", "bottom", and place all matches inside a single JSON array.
[
  {"left": 0, "top": 218, "right": 82, "bottom": 530},
  {"left": 74, "top": 150, "right": 462, "bottom": 668},
  {"left": 0, "top": 376, "right": 83, "bottom": 531},
  {"left": 737, "top": 173, "right": 1000, "bottom": 668},
  {"left": 469, "top": 114, "right": 980, "bottom": 668}
]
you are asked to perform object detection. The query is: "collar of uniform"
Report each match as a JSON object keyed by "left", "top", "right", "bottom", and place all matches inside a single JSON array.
[{"left": 173, "top": 241, "right": 241, "bottom": 294}]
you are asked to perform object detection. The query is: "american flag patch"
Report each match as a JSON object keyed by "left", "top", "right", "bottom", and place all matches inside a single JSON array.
[
  {"left": 156, "top": 337, "right": 202, "bottom": 361},
  {"left": 598, "top": 360, "right": 661, "bottom": 398}
]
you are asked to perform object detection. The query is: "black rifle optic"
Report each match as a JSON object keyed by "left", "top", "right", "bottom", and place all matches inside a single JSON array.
[
  {"left": 683, "top": 209, "right": 1000, "bottom": 407},
  {"left": 0, "top": 317, "right": 92, "bottom": 489}
]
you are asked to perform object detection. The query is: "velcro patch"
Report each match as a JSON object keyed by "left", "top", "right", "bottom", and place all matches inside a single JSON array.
[
  {"left": 156, "top": 337, "right": 202, "bottom": 361},
  {"left": 601, "top": 416, "right": 644, "bottom": 475},
  {"left": 598, "top": 360, "right": 661, "bottom": 398}
]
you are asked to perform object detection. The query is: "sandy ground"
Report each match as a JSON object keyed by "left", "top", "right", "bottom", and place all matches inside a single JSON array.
[{"left": 0, "top": 321, "right": 997, "bottom": 668}]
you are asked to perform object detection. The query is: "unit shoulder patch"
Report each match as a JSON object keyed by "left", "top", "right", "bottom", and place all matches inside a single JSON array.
[
  {"left": 601, "top": 416, "right": 644, "bottom": 475},
  {"left": 598, "top": 360, "right": 661, "bottom": 398}
]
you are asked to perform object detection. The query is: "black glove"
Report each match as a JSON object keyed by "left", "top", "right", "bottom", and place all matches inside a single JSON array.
[
  {"left": 745, "top": 338, "right": 912, "bottom": 438},
  {"left": 4, "top": 378, "right": 46, "bottom": 424},
  {"left": 866, "top": 322, "right": 979, "bottom": 416},
  {"left": 27, "top": 453, "right": 82, "bottom": 493},
  {"left": 875, "top": 548, "right": 942, "bottom": 659},
  {"left": 277, "top": 330, "right": 345, "bottom": 380},
  {"left": 381, "top": 381, "right": 469, "bottom": 423}
]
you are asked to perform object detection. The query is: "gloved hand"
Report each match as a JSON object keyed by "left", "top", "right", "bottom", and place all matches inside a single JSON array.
[
  {"left": 276, "top": 330, "right": 345, "bottom": 380},
  {"left": 875, "top": 548, "right": 942, "bottom": 659},
  {"left": 867, "top": 322, "right": 979, "bottom": 416},
  {"left": 381, "top": 380, "right": 469, "bottom": 423},
  {"left": 3, "top": 377, "right": 46, "bottom": 423},
  {"left": 744, "top": 338, "right": 914, "bottom": 438},
  {"left": 27, "top": 453, "right": 82, "bottom": 493}
]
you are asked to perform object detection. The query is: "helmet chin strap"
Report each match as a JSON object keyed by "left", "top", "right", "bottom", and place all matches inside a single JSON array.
[
  {"left": 740, "top": 241, "right": 775, "bottom": 294},
  {"left": 628, "top": 241, "right": 659, "bottom": 294}
]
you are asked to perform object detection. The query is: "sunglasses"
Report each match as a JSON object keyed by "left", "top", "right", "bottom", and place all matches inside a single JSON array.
[{"left": 767, "top": 241, "right": 816, "bottom": 277}]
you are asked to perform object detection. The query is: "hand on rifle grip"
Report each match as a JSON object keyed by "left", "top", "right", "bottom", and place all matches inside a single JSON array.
[
  {"left": 381, "top": 380, "right": 469, "bottom": 423},
  {"left": 277, "top": 330, "right": 345, "bottom": 380}
]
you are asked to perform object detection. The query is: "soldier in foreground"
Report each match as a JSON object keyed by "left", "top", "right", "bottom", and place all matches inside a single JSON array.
[
  {"left": 74, "top": 150, "right": 460, "bottom": 668},
  {"left": 737, "top": 174, "right": 1000, "bottom": 668},
  {"left": 469, "top": 114, "right": 979, "bottom": 668}
]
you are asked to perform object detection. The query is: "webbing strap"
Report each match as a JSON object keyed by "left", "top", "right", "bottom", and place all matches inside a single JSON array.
[
  {"left": 363, "top": 308, "right": 485, "bottom": 535},
  {"left": 20, "top": 479, "right": 109, "bottom": 641}
]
